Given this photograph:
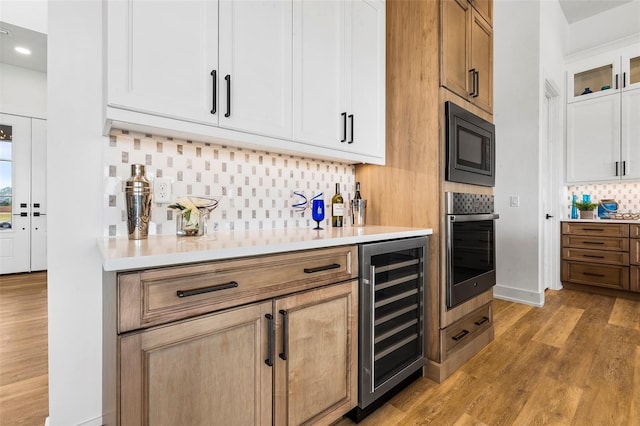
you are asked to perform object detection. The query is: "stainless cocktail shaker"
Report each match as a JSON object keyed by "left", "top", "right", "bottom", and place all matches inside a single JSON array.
[{"left": 125, "top": 164, "right": 152, "bottom": 240}]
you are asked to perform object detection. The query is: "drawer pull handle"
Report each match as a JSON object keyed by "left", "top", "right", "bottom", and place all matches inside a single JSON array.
[
  {"left": 583, "top": 241, "right": 605, "bottom": 245},
  {"left": 303, "top": 263, "right": 340, "bottom": 274},
  {"left": 474, "top": 316, "right": 489, "bottom": 326},
  {"left": 265, "top": 314, "right": 274, "bottom": 367},
  {"left": 279, "top": 309, "right": 288, "bottom": 361},
  {"left": 176, "top": 281, "right": 239, "bottom": 298},
  {"left": 582, "top": 228, "right": 605, "bottom": 231},
  {"left": 452, "top": 329, "right": 470, "bottom": 341},
  {"left": 583, "top": 272, "right": 605, "bottom": 278},
  {"left": 583, "top": 254, "right": 605, "bottom": 259}
]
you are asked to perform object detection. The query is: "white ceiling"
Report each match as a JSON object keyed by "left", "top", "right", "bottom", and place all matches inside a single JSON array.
[
  {"left": 558, "top": 0, "right": 635, "bottom": 23},
  {"left": 0, "top": 21, "right": 47, "bottom": 73}
]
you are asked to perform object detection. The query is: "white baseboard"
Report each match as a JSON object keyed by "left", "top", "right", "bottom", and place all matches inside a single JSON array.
[
  {"left": 44, "top": 417, "right": 49, "bottom": 426},
  {"left": 493, "top": 284, "right": 544, "bottom": 307},
  {"left": 44, "top": 415, "right": 102, "bottom": 426}
]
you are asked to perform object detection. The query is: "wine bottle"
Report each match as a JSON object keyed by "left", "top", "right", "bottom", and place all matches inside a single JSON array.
[
  {"left": 354, "top": 182, "right": 362, "bottom": 201},
  {"left": 332, "top": 183, "right": 344, "bottom": 227}
]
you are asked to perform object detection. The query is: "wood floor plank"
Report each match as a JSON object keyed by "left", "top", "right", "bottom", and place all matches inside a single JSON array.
[
  {"left": 0, "top": 272, "right": 48, "bottom": 426},
  {"left": 632, "top": 346, "right": 640, "bottom": 422},
  {"left": 492, "top": 301, "right": 532, "bottom": 338},
  {"left": 609, "top": 297, "right": 640, "bottom": 331},
  {"left": 511, "top": 375, "right": 582, "bottom": 425},
  {"left": 531, "top": 305, "right": 584, "bottom": 348}
]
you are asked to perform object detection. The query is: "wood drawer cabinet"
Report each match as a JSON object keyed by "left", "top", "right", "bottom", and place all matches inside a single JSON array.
[
  {"left": 107, "top": 246, "right": 358, "bottom": 426},
  {"left": 441, "top": 303, "right": 492, "bottom": 358},
  {"left": 561, "top": 221, "right": 635, "bottom": 293},
  {"left": 630, "top": 224, "right": 640, "bottom": 292}
]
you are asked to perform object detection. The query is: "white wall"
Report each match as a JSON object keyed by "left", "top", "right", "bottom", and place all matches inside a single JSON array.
[
  {"left": 0, "top": 63, "right": 47, "bottom": 118},
  {"left": 493, "top": 0, "right": 544, "bottom": 305},
  {"left": 567, "top": 0, "right": 640, "bottom": 54},
  {"left": 0, "top": 0, "right": 47, "bottom": 33},
  {"left": 48, "top": 1, "right": 104, "bottom": 425}
]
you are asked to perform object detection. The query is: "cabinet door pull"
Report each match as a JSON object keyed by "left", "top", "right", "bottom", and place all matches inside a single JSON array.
[
  {"left": 623, "top": 160, "right": 626, "bottom": 176},
  {"left": 341, "top": 112, "right": 347, "bottom": 142},
  {"left": 583, "top": 254, "right": 605, "bottom": 259},
  {"left": 348, "top": 114, "right": 354, "bottom": 144},
  {"left": 582, "top": 228, "right": 605, "bottom": 232},
  {"left": 473, "top": 71, "right": 480, "bottom": 98},
  {"left": 623, "top": 72, "right": 626, "bottom": 88},
  {"left": 265, "top": 314, "right": 274, "bottom": 367},
  {"left": 452, "top": 329, "right": 469, "bottom": 341},
  {"left": 474, "top": 316, "right": 489, "bottom": 326},
  {"left": 615, "top": 74, "right": 619, "bottom": 90},
  {"left": 616, "top": 161, "right": 620, "bottom": 176},
  {"left": 583, "top": 241, "right": 605, "bottom": 245},
  {"left": 468, "top": 68, "right": 476, "bottom": 96},
  {"left": 176, "top": 281, "right": 238, "bottom": 298},
  {"left": 583, "top": 272, "right": 605, "bottom": 278},
  {"left": 210, "top": 70, "right": 217, "bottom": 114},
  {"left": 279, "top": 309, "right": 288, "bottom": 361},
  {"left": 303, "top": 263, "right": 340, "bottom": 274},
  {"left": 224, "top": 74, "right": 231, "bottom": 117}
]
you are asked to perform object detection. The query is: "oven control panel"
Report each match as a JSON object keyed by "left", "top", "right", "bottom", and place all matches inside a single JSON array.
[{"left": 446, "top": 192, "right": 494, "bottom": 215}]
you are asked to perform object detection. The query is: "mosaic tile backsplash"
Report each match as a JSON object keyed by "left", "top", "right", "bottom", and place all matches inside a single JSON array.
[
  {"left": 103, "top": 130, "right": 356, "bottom": 237},
  {"left": 567, "top": 182, "right": 640, "bottom": 216}
]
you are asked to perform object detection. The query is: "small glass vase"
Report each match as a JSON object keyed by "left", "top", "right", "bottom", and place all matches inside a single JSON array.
[{"left": 176, "top": 213, "right": 205, "bottom": 237}]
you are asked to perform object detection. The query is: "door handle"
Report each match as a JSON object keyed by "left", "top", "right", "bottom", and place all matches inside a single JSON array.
[
  {"left": 210, "top": 70, "right": 217, "bottom": 115},
  {"left": 469, "top": 68, "right": 476, "bottom": 96},
  {"left": 224, "top": 74, "right": 231, "bottom": 118},
  {"left": 473, "top": 70, "right": 480, "bottom": 98},
  {"left": 341, "top": 112, "right": 347, "bottom": 143},
  {"left": 545, "top": 214, "right": 553, "bottom": 219},
  {"left": 279, "top": 309, "right": 288, "bottom": 361},
  {"left": 348, "top": 114, "right": 354, "bottom": 144}
]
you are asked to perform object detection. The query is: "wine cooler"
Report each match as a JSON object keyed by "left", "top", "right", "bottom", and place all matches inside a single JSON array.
[{"left": 351, "top": 237, "right": 428, "bottom": 421}]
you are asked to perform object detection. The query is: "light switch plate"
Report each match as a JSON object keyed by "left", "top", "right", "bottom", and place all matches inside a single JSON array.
[
  {"left": 154, "top": 178, "right": 172, "bottom": 203},
  {"left": 509, "top": 195, "right": 520, "bottom": 207}
]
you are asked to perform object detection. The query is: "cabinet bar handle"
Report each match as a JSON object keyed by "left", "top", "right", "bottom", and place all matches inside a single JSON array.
[
  {"left": 279, "top": 309, "right": 288, "bottom": 361},
  {"left": 348, "top": 114, "right": 354, "bottom": 144},
  {"left": 615, "top": 74, "right": 619, "bottom": 90},
  {"left": 623, "top": 72, "right": 626, "bottom": 88},
  {"left": 176, "top": 281, "right": 238, "bottom": 298},
  {"left": 582, "top": 254, "right": 605, "bottom": 259},
  {"left": 616, "top": 161, "right": 620, "bottom": 176},
  {"left": 583, "top": 241, "right": 605, "bottom": 245},
  {"left": 582, "top": 228, "right": 605, "bottom": 232},
  {"left": 265, "top": 314, "right": 274, "bottom": 367},
  {"left": 303, "top": 263, "right": 340, "bottom": 274},
  {"left": 469, "top": 68, "right": 476, "bottom": 96},
  {"left": 452, "top": 329, "right": 470, "bottom": 341},
  {"left": 474, "top": 316, "right": 489, "bottom": 326},
  {"left": 583, "top": 272, "right": 605, "bottom": 278},
  {"left": 224, "top": 74, "right": 231, "bottom": 117},
  {"left": 210, "top": 70, "right": 217, "bottom": 114},
  {"left": 623, "top": 160, "right": 626, "bottom": 176},
  {"left": 474, "top": 70, "right": 480, "bottom": 97},
  {"left": 341, "top": 112, "right": 347, "bottom": 142}
]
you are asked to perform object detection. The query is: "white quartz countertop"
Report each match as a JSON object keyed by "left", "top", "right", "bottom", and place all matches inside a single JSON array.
[{"left": 98, "top": 225, "right": 432, "bottom": 271}]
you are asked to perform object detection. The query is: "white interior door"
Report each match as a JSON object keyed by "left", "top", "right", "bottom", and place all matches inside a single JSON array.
[{"left": 0, "top": 114, "right": 31, "bottom": 274}]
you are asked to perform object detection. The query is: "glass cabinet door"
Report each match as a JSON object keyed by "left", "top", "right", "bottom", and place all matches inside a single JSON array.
[
  {"left": 567, "top": 52, "right": 619, "bottom": 103},
  {"left": 622, "top": 46, "right": 640, "bottom": 91}
]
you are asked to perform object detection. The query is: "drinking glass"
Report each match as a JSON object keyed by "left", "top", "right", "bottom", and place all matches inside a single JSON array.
[{"left": 311, "top": 199, "right": 325, "bottom": 230}]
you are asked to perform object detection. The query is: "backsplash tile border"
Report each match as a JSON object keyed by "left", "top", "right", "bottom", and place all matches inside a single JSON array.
[{"left": 103, "top": 130, "right": 356, "bottom": 237}]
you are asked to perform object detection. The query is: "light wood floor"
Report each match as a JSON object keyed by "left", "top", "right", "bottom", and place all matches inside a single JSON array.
[
  {"left": 337, "top": 288, "right": 640, "bottom": 426},
  {"left": 0, "top": 272, "right": 48, "bottom": 426}
]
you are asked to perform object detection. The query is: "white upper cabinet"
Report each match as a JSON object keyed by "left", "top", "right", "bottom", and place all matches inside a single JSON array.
[
  {"left": 106, "top": 0, "right": 385, "bottom": 165},
  {"left": 219, "top": 0, "right": 293, "bottom": 139},
  {"left": 107, "top": 0, "right": 219, "bottom": 124},
  {"left": 565, "top": 42, "right": 640, "bottom": 183}
]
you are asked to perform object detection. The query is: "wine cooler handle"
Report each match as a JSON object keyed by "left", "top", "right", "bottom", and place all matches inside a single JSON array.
[
  {"left": 279, "top": 309, "right": 288, "bottom": 360},
  {"left": 176, "top": 281, "right": 238, "bottom": 298},
  {"left": 210, "top": 70, "right": 217, "bottom": 114},
  {"left": 265, "top": 314, "right": 274, "bottom": 367},
  {"left": 225, "top": 74, "right": 231, "bottom": 117}
]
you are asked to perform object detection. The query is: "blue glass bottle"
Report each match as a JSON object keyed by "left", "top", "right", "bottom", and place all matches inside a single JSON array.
[{"left": 571, "top": 194, "right": 578, "bottom": 219}]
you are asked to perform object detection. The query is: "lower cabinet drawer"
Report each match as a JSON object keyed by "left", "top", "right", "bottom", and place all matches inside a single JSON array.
[
  {"left": 561, "top": 261, "right": 630, "bottom": 290},
  {"left": 630, "top": 266, "right": 640, "bottom": 293},
  {"left": 442, "top": 303, "right": 492, "bottom": 358},
  {"left": 562, "top": 247, "right": 629, "bottom": 266},
  {"left": 561, "top": 235, "right": 629, "bottom": 252}
]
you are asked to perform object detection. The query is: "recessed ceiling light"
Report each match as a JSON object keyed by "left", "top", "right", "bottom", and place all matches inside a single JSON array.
[{"left": 15, "top": 46, "right": 31, "bottom": 55}]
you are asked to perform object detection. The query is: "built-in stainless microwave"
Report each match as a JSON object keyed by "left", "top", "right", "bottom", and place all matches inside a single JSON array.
[{"left": 445, "top": 101, "right": 495, "bottom": 187}]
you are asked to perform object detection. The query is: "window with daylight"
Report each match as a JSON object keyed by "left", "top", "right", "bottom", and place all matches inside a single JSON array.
[{"left": 0, "top": 124, "right": 13, "bottom": 230}]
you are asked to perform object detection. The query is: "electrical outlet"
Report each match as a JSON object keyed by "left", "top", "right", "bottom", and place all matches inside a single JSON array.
[{"left": 154, "top": 178, "right": 172, "bottom": 203}]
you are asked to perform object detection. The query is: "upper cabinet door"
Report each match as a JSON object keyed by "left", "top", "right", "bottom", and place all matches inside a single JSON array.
[
  {"left": 567, "top": 51, "right": 621, "bottom": 103},
  {"left": 219, "top": 0, "right": 293, "bottom": 140},
  {"left": 470, "top": 0, "right": 492, "bottom": 25},
  {"left": 293, "top": 0, "right": 346, "bottom": 149},
  {"left": 621, "top": 46, "right": 640, "bottom": 92},
  {"left": 346, "top": 0, "right": 386, "bottom": 158},
  {"left": 107, "top": 0, "right": 219, "bottom": 124},
  {"left": 566, "top": 95, "right": 621, "bottom": 183},
  {"left": 440, "top": 0, "right": 470, "bottom": 101},
  {"left": 469, "top": 8, "right": 493, "bottom": 113},
  {"left": 621, "top": 89, "right": 640, "bottom": 180}
]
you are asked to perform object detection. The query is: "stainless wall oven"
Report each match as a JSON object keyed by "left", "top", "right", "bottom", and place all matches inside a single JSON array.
[
  {"left": 350, "top": 237, "right": 428, "bottom": 421},
  {"left": 446, "top": 192, "right": 499, "bottom": 309}
]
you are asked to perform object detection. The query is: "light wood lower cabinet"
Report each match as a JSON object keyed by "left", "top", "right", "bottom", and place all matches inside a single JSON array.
[{"left": 106, "top": 246, "right": 358, "bottom": 426}]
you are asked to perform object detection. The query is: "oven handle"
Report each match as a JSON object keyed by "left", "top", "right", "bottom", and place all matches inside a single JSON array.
[{"left": 448, "top": 213, "right": 499, "bottom": 222}]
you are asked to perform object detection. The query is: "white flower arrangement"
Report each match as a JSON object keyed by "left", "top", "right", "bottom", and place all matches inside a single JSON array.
[{"left": 168, "top": 196, "right": 220, "bottom": 236}]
